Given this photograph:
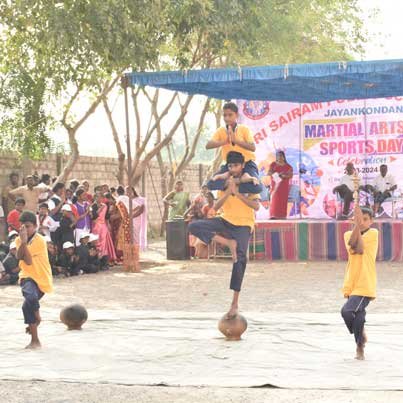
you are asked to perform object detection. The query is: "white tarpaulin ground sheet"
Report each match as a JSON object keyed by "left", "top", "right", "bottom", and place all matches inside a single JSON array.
[{"left": 1, "top": 309, "right": 403, "bottom": 390}]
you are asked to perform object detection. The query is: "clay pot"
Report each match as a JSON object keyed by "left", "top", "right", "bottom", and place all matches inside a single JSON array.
[
  {"left": 60, "top": 304, "right": 88, "bottom": 330},
  {"left": 218, "top": 314, "right": 248, "bottom": 341}
]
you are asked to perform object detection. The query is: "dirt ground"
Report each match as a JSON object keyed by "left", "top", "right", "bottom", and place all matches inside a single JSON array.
[{"left": 1, "top": 241, "right": 403, "bottom": 402}]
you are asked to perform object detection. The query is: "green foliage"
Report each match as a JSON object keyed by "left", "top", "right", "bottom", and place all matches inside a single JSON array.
[
  {"left": 0, "top": 0, "right": 169, "bottom": 156},
  {"left": 165, "top": 0, "right": 367, "bottom": 68},
  {"left": 0, "top": 0, "right": 370, "bottom": 159}
]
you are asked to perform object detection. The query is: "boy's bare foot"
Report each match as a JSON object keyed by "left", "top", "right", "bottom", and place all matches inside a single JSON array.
[
  {"left": 355, "top": 345, "right": 365, "bottom": 360},
  {"left": 25, "top": 340, "right": 41, "bottom": 350},
  {"left": 228, "top": 239, "right": 238, "bottom": 263},
  {"left": 225, "top": 305, "right": 239, "bottom": 319}
]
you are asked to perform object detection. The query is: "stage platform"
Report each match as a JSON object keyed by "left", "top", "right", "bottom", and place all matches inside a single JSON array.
[{"left": 251, "top": 219, "right": 403, "bottom": 262}]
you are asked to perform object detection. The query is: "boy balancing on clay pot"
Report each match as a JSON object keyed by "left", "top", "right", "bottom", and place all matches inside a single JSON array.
[
  {"left": 189, "top": 151, "right": 260, "bottom": 319},
  {"left": 15, "top": 210, "right": 53, "bottom": 349}
]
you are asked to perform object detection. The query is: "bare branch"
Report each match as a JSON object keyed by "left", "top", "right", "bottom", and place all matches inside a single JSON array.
[
  {"left": 175, "top": 97, "right": 210, "bottom": 177},
  {"left": 61, "top": 83, "right": 83, "bottom": 128},
  {"left": 141, "top": 91, "right": 178, "bottom": 146},
  {"left": 130, "top": 95, "right": 193, "bottom": 185},
  {"left": 131, "top": 87, "right": 142, "bottom": 154},
  {"left": 136, "top": 91, "right": 180, "bottom": 160},
  {"left": 73, "top": 74, "right": 121, "bottom": 132}
]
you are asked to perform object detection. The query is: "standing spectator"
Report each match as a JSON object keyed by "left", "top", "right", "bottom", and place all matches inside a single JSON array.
[
  {"left": 69, "top": 180, "right": 80, "bottom": 193},
  {"left": 91, "top": 193, "right": 117, "bottom": 262},
  {"left": 74, "top": 189, "right": 92, "bottom": 246},
  {"left": 65, "top": 189, "right": 79, "bottom": 218},
  {"left": 1, "top": 172, "right": 19, "bottom": 218},
  {"left": 82, "top": 180, "right": 93, "bottom": 203},
  {"left": 163, "top": 180, "right": 190, "bottom": 220},
  {"left": 37, "top": 203, "right": 55, "bottom": 238},
  {"left": 48, "top": 183, "right": 66, "bottom": 220},
  {"left": 267, "top": 151, "right": 293, "bottom": 219},
  {"left": 48, "top": 183, "right": 65, "bottom": 245},
  {"left": 9, "top": 175, "right": 49, "bottom": 212},
  {"left": 107, "top": 193, "right": 122, "bottom": 261},
  {"left": 7, "top": 198, "right": 25, "bottom": 232}
]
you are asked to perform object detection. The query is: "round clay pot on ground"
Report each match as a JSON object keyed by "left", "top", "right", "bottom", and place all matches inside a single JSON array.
[
  {"left": 60, "top": 304, "right": 88, "bottom": 330},
  {"left": 218, "top": 313, "right": 248, "bottom": 341}
]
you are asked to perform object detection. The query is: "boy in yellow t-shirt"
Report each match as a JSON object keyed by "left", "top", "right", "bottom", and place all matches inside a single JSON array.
[
  {"left": 206, "top": 102, "right": 262, "bottom": 195},
  {"left": 189, "top": 151, "right": 260, "bottom": 319},
  {"left": 15, "top": 210, "right": 53, "bottom": 349},
  {"left": 341, "top": 205, "right": 378, "bottom": 360}
]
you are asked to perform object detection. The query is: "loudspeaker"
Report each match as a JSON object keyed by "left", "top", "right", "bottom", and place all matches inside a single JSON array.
[{"left": 166, "top": 219, "right": 190, "bottom": 260}]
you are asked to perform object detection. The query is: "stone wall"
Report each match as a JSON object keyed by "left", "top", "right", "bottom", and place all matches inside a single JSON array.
[{"left": 0, "top": 153, "right": 209, "bottom": 234}]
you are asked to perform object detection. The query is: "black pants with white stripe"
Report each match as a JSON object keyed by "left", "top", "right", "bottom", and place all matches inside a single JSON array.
[{"left": 341, "top": 295, "right": 371, "bottom": 346}]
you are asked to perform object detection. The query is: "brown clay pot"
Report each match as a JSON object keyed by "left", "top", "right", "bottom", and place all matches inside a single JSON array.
[
  {"left": 60, "top": 304, "right": 88, "bottom": 330},
  {"left": 218, "top": 313, "right": 248, "bottom": 341}
]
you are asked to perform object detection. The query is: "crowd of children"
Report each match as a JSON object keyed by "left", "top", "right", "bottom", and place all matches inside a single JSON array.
[{"left": 0, "top": 175, "right": 148, "bottom": 285}]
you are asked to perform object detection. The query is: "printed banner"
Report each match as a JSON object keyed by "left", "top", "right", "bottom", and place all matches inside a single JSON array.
[{"left": 237, "top": 98, "right": 403, "bottom": 219}]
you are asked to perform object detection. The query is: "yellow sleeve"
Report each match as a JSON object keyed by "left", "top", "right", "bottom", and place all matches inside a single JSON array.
[
  {"left": 212, "top": 128, "right": 226, "bottom": 142},
  {"left": 241, "top": 126, "right": 254, "bottom": 143}
]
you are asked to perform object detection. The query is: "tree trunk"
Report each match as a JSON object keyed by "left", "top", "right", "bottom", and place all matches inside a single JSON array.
[
  {"left": 103, "top": 97, "right": 126, "bottom": 184},
  {"left": 156, "top": 152, "right": 169, "bottom": 236},
  {"left": 57, "top": 75, "right": 121, "bottom": 184},
  {"left": 57, "top": 127, "right": 80, "bottom": 184}
]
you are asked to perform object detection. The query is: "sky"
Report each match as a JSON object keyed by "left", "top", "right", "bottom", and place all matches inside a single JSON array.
[{"left": 48, "top": 0, "right": 403, "bottom": 158}]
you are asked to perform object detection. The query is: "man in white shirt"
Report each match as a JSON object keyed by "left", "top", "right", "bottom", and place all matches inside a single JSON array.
[
  {"left": 333, "top": 162, "right": 361, "bottom": 218},
  {"left": 371, "top": 164, "right": 397, "bottom": 214}
]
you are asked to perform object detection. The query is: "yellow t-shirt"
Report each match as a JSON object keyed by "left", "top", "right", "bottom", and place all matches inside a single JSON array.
[
  {"left": 342, "top": 228, "right": 378, "bottom": 298},
  {"left": 16, "top": 233, "right": 53, "bottom": 293},
  {"left": 218, "top": 191, "right": 260, "bottom": 230},
  {"left": 212, "top": 124, "right": 255, "bottom": 162}
]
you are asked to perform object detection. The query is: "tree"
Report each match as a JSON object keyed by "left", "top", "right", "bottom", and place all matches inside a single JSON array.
[
  {"left": 1, "top": 0, "right": 370, "bottom": 181},
  {"left": 0, "top": 0, "right": 169, "bottom": 179}
]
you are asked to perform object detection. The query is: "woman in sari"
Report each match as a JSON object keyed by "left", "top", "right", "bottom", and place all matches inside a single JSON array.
[
  {"left": 116, "top": 187, "right": 146, "bottom": 272},
  {"left": 91, "top": 193, "right": 117, "bottom": 262},
  {"left": 268, "top": 151, "right": 293, "bottom": 219},
  {"left": 104, "top": 192, "right": 123, "bottom": 262}
]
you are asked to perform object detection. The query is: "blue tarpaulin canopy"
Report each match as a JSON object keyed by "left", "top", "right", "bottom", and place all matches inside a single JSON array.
[{"left": 126, "top": 59, "right": 403, "bottom": 103}]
